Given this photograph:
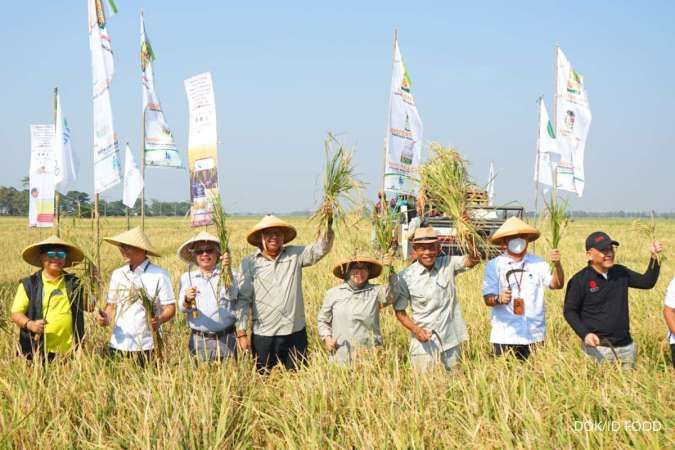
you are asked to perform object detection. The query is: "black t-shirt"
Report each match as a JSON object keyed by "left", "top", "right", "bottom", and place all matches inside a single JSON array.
[{"left": 563, "top": 259, "right": 660, "bottom": 347}]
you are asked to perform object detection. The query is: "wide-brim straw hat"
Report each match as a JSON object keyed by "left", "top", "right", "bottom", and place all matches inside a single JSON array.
[
  {"left": 177, "top": 231, "right": 221, "bottom": 264},
  {"left": 21, "top": 235, "right": 85, "bottom": 268},
  {"left": 103, "top": 226, "right": 161, "bottom": 257},
  {"left": 246, "top": 215, "right": 297, "bottom": 247},
  {"left": 490, "top": 217, "right": 540, "bottom": 243},
  {"left": 332, "top": 256, "right": 383, "bottom": 279}
]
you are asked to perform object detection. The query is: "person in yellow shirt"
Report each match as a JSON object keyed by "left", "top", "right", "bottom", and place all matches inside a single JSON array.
[{"left": 11, "top": 236, "right": 88, "bottom": 361}]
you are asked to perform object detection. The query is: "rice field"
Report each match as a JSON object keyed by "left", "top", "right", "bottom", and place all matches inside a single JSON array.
[{"left": 0, "top": 215, "right": 673, "bottom": 449}]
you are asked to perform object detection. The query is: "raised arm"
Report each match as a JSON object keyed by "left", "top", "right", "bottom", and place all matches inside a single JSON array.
[
  {"left": 563, "top": 276, "right": 591, "bottom": 342},
  {"left": 300, "top": 226, "right": 335, "bottom": 267}
]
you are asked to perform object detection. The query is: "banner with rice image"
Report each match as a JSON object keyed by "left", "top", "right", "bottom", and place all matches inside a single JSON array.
[
  {"left": 184, "top": 72, "right": 219, "bottom": 227},
  {"left": 29, "top": 124, "right": 56, "bottom": 227}
]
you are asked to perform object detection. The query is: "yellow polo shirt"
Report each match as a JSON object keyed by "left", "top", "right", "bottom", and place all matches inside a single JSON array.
[{"left": 11, "top": 273, "right": 74, "bottom": 354}]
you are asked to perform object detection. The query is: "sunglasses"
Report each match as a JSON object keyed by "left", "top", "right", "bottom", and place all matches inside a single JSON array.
[
  {"left": 46, "top": 250, "right": 67, "bottom": 260},
  {"left": 192, "top": 248, "right": 216, "bottom": 255}
]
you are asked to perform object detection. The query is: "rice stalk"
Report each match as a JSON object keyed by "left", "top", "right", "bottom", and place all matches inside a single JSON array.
[
  {"left": 419, "top": 143, "right": 487, "bottom": 258},
  {"left": 632, "top": 211, "right": 666, "bottom": 264},
  {"left": 543, "top": 189, "right": 569, "bottom": 250},
  {"left": 62, "top": 231, "right": 100, "bottom": 312},
  {"left": 371, "top": 201, "right": 397, "bottom": 277},
  {"left": 129, "top": 283, "right": 163, "bottom": 361},
  {"left": 208, "top": 193, "right": 232, "bottom": 289},
  {"left": 311, "top": 133, "right": 363, "bottom": 235}
]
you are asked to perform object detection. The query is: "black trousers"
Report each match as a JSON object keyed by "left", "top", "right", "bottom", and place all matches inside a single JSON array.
[
  {"left": 493, "top": 343, "right": 537, "bottom": 361},
  {"left": 671, "top": 344, "right": 675, "bottom": 368},
  {"left": 252, "top": 328, "right": 308, "bottom": 372}
]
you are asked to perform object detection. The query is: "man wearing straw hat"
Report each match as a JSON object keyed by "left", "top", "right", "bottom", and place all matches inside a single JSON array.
[
  {"left": 394, "top": 227, "right": 479, "bottom": 371},
  {"left": 11, "top": 236, "right": 88, "bottom": 361},
  {"left": 95, "top": 227, "right": 175, "bottom": 365},
  {"left": 238, "top": 213, "right": 334, "bottom": 371},
  {"left": 317, "top": 254, "right": 395, "bottom": 365},
  {"left": 482, "top": 217, "right": 564, "bottom": 360},
  {"left": 563, "top": 231, "right": 662, "bottom": 366},
  {"left": 177, "top": 231, "right": 249, "bottom": 361}
]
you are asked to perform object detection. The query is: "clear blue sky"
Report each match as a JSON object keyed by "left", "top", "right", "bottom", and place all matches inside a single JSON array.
[{"left": 1, "top": 1, "right": 673, "bottom": 213}]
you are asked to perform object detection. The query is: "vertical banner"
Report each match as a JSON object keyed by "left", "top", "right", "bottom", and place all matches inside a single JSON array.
[
  {"left": 29, "top": 124, "right": 56, "bottom": 227},
  {"left": 184, "top": 72, "right": 219, "bottom": 227},
  {"left": 555, "top": 47, "right": 591, "bottom": 197},
  {"left": 534, "top": 97, "right": 566, "bottom": 189},
  {"left": 487, "top": 161, "right": 495, "bottom": 206},
  {"left": 384, "top": 38, "right": 423, "bottom": 196},
  {"left": 88, "top": 0, "right": 121, "bottom": 194},
  {"left": 141, "top": 13, "right": 182, "bottom": 168},
  {"left": 54, "top": 92, "right": 77, "bottom": 193},
  {"left": 123, "top": 144, "right": 144, "bottom": 208}
]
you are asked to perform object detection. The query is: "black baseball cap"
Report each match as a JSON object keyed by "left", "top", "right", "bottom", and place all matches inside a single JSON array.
[{"left": 585, "top": 231, "right": 619, "bottom": 251}]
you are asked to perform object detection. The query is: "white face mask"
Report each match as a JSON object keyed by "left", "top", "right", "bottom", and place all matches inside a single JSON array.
[{"left": 507, "top": 238, "right": 527, "bottom": 255}]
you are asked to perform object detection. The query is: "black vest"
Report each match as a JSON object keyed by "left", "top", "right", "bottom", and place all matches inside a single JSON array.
[{"left": 18, "top": 270, "right": 85, "bottom": 358}]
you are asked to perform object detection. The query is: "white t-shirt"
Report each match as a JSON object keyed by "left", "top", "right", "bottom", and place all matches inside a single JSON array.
[
  {"left": 107, "top": 260, "right": 175, "bottom": 351},
  {"left": 664, "top": 277, "right": 675, "bottom": 344},
  {"left": 482, "top": 253, "right": 553, "bottom": 345}
]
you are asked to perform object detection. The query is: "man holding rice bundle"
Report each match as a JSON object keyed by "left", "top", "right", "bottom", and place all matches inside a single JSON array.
[
  {"left": 177, "top": 231, "right": 249, "bottom": 361},
  {"left": 394, "top": 227, "right": 479, "bottom": 371},
  {"left": 317, "top": 254, "right": 396, "bottom": 365},
  {"left": 96, "top": 227, "right": 175, "bottom": 366},
  {"left": 563, "top": 231, "right": 662, "bottom": 366},
  {"left": 238, "top": 213, "right": 334, "bottom": 372},
  {"left": 11, "top": 236, "right": 89, "bottom": 361},
  {"left": 482, "top": 217, "right": 565, "bottom": 360}
]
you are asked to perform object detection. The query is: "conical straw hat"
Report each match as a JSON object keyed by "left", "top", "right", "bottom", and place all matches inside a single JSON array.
[
  {"left": 332, "top": 256, "right": 383, "bottom": 279},
  {"left": 246, "top": 215, "right": 297, "bottom": 247},
  {"left": 21, "top": 235, "right": 85, "bottom": 268},
  {"left": 103, "top": 226, "right": 161, "bottom": 257},
  {"left": 177, "top": 231, "right": 221, "bottom": 264},
  {"left": 490, "top": 217, "right": 540, "bottom": 243}
]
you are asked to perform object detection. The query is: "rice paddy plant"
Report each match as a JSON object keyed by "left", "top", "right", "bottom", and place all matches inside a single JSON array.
[
  {"left": 208, "top": 193, "right": 233, "bottom": 289},
  {"left": 371, "top": 202, "right": 398, "bottom": 277},
  {"left": 419, "top": 143, "right": 488, "bottom": 258},
  {"left": 543, "top": 189, "right": 570, "bottom": 250},
  {"left": 311, "top": 133, "right": 363, "bottom": 235},
  {"left": 632, "top": 211, "right": 666, "bottom": 264}
]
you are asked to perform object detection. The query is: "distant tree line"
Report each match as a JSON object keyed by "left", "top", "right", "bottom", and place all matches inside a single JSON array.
[{"left": 0, "top": 181, "right": 190, "bottom": 218}]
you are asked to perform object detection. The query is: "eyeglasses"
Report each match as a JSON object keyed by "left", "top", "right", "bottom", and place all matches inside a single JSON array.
[
  {"left": 46, "top": 250, "right": 67, "bottom": 260},
  {"left": 192, "top": 248, "right": 216, "bottom": 255}
]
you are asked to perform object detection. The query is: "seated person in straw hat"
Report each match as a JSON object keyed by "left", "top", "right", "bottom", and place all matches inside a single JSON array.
[
  {"left": 95, "top": 227, "right": 175, "bottom": 365},
  {"left": 317, "top": 254, "right": 396, "bottom": 365},
  {"left": 177, "top": 231, "right": 249, "bottom": 361},
  {"left": 482, "top": 217, "right": 564, "bottom": 361},
  {"left": 11, "top": 236, "right": 89, "bottom": 361},
  {"left": 238, "top": 211, "right": 334, "bottom": 372},
  {"left": 563, "top": 231, "right": 662, "bottom": 366},
  {"left": 394, "top": 227, "right": 480, "bottom": 372}
]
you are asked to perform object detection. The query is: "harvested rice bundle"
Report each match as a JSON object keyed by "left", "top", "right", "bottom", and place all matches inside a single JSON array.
[
  {"left": 543, "top": 191, "right": 569, "bottom": 250},
  {"left": 208, "top": 193, "right": 232, "bottom": 289},
  {"left": 419, "top": 143, "right": 487, "bottom": 258},
  {"left": 311, "top": 133, "right": 363, "bottom": 235},
  {"left": 632, "top": 211, "right": 666, "bottom": 264},
  {"left": 371, "top": 201, "right": 398, "bottom": 277}
]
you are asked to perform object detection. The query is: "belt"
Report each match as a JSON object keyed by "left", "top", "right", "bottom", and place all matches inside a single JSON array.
[{"left": 191, "top": 325, "right": 235, "bottom": 339}]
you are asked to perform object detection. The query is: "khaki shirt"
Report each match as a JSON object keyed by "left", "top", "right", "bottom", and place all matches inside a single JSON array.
[
  {"left": 317, "top": 276, "right": 395, "bottom": 364},
  {"left": 395, "top": 255, "right": 469, "bottom": 355},
  {"left": 239, "top": 229, "right": 333, "bottom": 336}
]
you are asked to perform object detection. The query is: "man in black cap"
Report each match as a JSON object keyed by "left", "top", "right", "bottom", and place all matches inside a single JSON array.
[{"left": 563, "top": 231, "right": 663, "bottom": 366}]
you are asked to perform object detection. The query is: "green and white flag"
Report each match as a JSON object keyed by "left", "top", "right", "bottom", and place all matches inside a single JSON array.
[
  {"left": 534, "top": 97, "right": 561, "bottom": 188},
  {"left": 554, "top": 47, "right": 591, "bottom": 197},
  {"left": 141, "top": 12, "right": 182, "bottom": 168},
  {"left": 384, "top": 37, "right": 423, "bottom": 196},
  {"left": 54, "top": 92, "right": 77, "bottom": 194},
  {"left": 88, "top": 0, "right": 121, "bottom": 193}
]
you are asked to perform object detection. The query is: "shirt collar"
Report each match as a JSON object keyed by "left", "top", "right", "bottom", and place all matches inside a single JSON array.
[
  {"left": 411, "top": 257, "right": 441, "bottom": 276},
  {"left": 255, "top": 246, "right": 286, "bottom": 261},
  {"left": 126, "top": 259, "right": 151, "bottom": 274},
  {"left": 339, "top": 281, "right": 373, "bottom": 293},
  {"left": 192, "top": 266, "right": 221, "bottom": 279},
  {"left": 41, "top": 271, "right": 64, "bottom": 285}
]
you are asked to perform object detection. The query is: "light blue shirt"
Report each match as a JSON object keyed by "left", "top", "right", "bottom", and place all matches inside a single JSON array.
[{"left": 178, "top": 267, "right": 241, "bottom": 333}]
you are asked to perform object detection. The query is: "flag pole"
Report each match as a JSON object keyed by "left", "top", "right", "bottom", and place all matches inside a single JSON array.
[
  {"left": 126, "top": 206, "right": 130, "bottom": 230},
  {"left": 54, "top": 87, "right": 61, "bottom": 237},
  {"left": 381, "top": 29, "right": 398, "bottom": 202},
  {"left": 532, "top": 96, "right": 543, "bottom": 252},
  {"left": 140, "top": 10, "right": 146, "bottom": 231},
  {"left": 94, "top": 193, "right": 101, "bottom": 270}
]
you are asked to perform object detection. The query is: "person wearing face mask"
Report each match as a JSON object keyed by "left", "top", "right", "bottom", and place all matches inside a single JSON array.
[
  {"left": 238, "top": 212, "right": 334, "bottom": 372},
  {"left": 563, "top": 231, "right": 662, "bottom": 366},
  {"left": 394, "top": 227, "right": 480, "bottom": 371},
  {"left": 482, "top": 217, "right": 564, "bottom": 360},
  {"left": 317, "top": 255, "right": 396, "bottom": 365}
]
